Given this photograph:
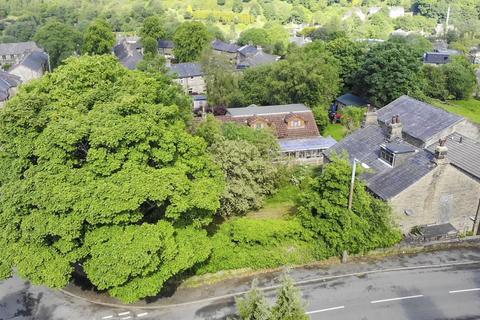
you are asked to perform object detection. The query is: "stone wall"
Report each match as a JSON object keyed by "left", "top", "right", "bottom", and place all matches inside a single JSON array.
[{"left": 390, "top": 163, "right": 480, "bottom": 233}]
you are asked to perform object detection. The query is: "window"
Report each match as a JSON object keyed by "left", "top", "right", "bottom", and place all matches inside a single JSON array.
[
  {"left": 254, "top": 122, "right": 265, "bottom": 129},
  {"left": 188, "top": 88, "right": 193, "bottom": 94},
  {"left": 380, "top": 147, "right": 395, "bottom": 166},
  {"left": 289, "top": 119, "right": 304, "bottom": 128},
  {"left": 1, "top": 55, "right": 5, "bottom": 60}
]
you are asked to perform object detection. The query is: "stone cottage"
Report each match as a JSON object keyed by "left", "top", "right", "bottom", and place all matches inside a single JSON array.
[
  {"left": 169, "top": 62, "right": 206, "bottom": 95},
  {"left": 9, "top": 51, "right": 49, "bottom": 83},
  {"left": 325, "top": 95, "right": 480, "bottom": 234},
  {"left": 0, "top": 41, "right": 42, "bottom": 69},
  {"left": 0, "top": 71, "right": 21, "bottom": 108}
]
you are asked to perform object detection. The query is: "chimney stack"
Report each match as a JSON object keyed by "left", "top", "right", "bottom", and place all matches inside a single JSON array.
[
  {"left": 388, "top": 114, "right": 403, "bottom": 141},
  {"left": 433, "top": 137, "right": 449, "bottom": 165},
  {"left": 363, "top": 104, "right": 378, "bottom": 127}
]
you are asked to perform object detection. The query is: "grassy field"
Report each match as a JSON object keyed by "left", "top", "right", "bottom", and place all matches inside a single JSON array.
[
  {"left": 247, "top": 184, "right": 299, "bottom": 219},
  {"left": 431, "top": 99, "right": 480, "bottom": 124},
  {"left": 323, "top": 123, "right": 348, "bottom": 141}
]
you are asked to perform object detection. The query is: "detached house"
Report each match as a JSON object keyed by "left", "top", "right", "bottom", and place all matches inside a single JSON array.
[
  {"left": 236, "top": 45, "right": 280, "bottom": 69},
  {"left": 114, "top": 37, "right": 143, "bottom": 70},
  {"left": 169, "top": 62, "right": 206, "bottom": 95},
  {"left": 325, "top": 96, "right": 480, "bottom": 234},
  {"left": 217, "top": 104, "right": 336, "bottom": 162},
  {"left": 9, "top": 51, "right": 49, "bottom": 83},
  {"left": 0, "top": 41, "right": 42, "bottom": 68},
  {"left": 212, "top": 40, "right": 239, "bottom": 63}
]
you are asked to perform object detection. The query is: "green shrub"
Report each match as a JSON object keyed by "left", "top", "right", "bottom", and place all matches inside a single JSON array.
[{"left": 197, "top": 218, "right": 319, "bottom": 274}]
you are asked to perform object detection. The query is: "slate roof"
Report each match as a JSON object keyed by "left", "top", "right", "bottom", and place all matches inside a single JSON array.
[
  {"left": 279, "top": 136, "right": 337, "bottom": 152},
  {"left": 169, "top": 63, "right": 203, "bottom": 78},
  {"left": 336, "top": 93, "right": 368, "bottom": 107},
  {"left": 218, "top": 104, "right": 320, "bottom": 139},
  {"left": 426, "top": 132, "right": 480, "bottom": 180},
  {"left": 192, "top": 95, "right": 207, "bottom": 101},
  {"left": 16, "top": 51, "right": 48, "bottom": 72},
  {"left": 377, "top": 96, "right": 464, "bottom": 144},
  {"left": 227, "top": 104, "right": 310, "bottom": 117},
  {"left": 0, "top": 71, "right": 21, "bottom": 101},
  {"left": 324, "top": 125, "right": 436, "bottom": 200},
  {"left": 114, "top": 41, "right": 143, "bottom": 70},
  {"left": 158, "top": 40, "right": 174, "bottom": 49},
  {"left": 0, "top": 41, "right": 41, "bottom": 56},
  {"left": 212, "top": 40, "right": 239, "bottom": 53},
  {"left": 237, "top": 51, "right": 279, "bottom": 69},
  {"left": 237, "top": 45, "right": 258, "bottom": 56},
  {"left": 423, "top": 51, "right": 459, "bottom": 64}
]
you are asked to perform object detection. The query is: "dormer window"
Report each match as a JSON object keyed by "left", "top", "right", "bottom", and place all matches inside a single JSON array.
[
  {"left": 290, "top": 119, "right": 304, "bottom": 128},
  {"left": 248, "top": 116, "right": 268, "bottom": 130},
  {"left": 380, "top": 146, "right": 395, "bottom": 166},
  {"left": 285, "top": 113, "right": 305, "bottom": 129},
  {"left": 254, "top": 122, "right": 265, "bottom": 129}
]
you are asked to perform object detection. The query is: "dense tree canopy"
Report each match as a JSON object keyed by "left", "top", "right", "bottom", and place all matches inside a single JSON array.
[
  {"left": 33, "top": 19, "right": 82, "bottom": 68},
  {"left": 173, "top": 21, "right": 211, "bottom": 63},
  {"left": 356, "top": 40, "right": 423, "bottom": 107},
  {"left": 298, "top": 156, "right": 401, "bottom": 256},
  {"left": 0, "top": 55, "right": 224, "bottom": 302},
  {"left": 82, "top": 19, "right": 115, "bottom": 55}
]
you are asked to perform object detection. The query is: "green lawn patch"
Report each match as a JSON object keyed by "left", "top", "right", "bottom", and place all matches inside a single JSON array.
[
  {"left": 323, "top": 123, "right": 348, "bottom": 141},
  {"left": 431, "top": 99, "right": 480, "bottom": 124},
  {"left": 247, "top": 184, "right": 299, "bottom": 219}
]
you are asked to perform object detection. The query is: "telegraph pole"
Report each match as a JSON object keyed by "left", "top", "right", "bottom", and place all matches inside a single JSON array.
[
  {"left": 472, "top": 199, "right": 480, "bottom": 236},
  {"left": 348, "top": 159, "right": 357, "bottom": 210},
  {"left": 445, "top": 5, "right": 451, "bottom": 37}
]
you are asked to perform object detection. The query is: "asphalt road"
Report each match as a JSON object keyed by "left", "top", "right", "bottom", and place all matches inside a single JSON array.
[{"left": 2, "top": 251, "right": 480, "bottom": 320}]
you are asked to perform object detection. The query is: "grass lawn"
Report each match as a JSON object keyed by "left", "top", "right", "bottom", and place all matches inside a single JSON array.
[
  {"left": 323, "top": 123, "right": 348, "bottom": 141},
  {"left": 431, "top": 99, "right": 480, "bottom": 124},
  {"left": 247, "top": 184, "right": 299, "bottom": 219}
]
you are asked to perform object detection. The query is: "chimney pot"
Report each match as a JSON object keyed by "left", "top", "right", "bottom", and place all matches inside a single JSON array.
[{"left": 433, "top": 138, "right": 449, "bottom": 164}]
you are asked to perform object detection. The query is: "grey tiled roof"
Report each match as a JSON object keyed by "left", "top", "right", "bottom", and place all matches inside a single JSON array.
[
  {"left": 212, "top": 40, "right": 239, "bottom": 53},
  {"left": 227, "top": 104, "right": 310, "bottom": 117},
  {"left": 426, "top": 132, "right": 480, "bottom": 180},
  {"left": 237, "top": 45, "right": 257, "bottom": 56},
  {"left": 113, "top": 41, "right": 143, "bottom": 70},
  {"left": 423, "top": 52, "right": 456, "bottom": 64},
  {"left": 169, "top": 63, "right": 203, "bottom": 78},
  {"left": 17, "top": 51, "right": 48, "bottom": 71},
  {"left": 324, "top": 125, "right": 435, "bottom": 200},
  {"left": 158, "top": 40, "right": 174, "bottom": 49},
  {"left": 377, "top": 96, "right": 464, "bottom": 143},
  {"left": 336, "top": 93, "right": 368, "bottom": 106},
  {"left": 367, "top": 150, "right": 434, "bottom": 200},
  {"left": 0, "top": 41, "right": 41, "bottom": 55},
  {"left": 0, "top": 71, "right": 21, "bottom": 101}
]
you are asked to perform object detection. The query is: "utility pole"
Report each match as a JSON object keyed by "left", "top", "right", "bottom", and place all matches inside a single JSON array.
[
  {"left": 348, "top": 159, "right": 358, "bottom": 210},
  {"left": 472, "top": 199, "right": 480, "bottom": 236}
]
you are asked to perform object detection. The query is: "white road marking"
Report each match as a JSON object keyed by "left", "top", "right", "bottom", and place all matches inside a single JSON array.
[
  {"left": 137, "top": 313, "right": 149, "bottom": 317},
  {"left": 449, "top": 288, "right": 480, "bottom": 294},
  {"left": 101, "top": 316, "right": 113, "bottom": 319},
  {"left": 370, "top": 294, "right": 424, "bottom": 304},
  {"left": 306, "top": 305, "right": 345, "bottom": 314},
  {"left": 118, "top": 311, "right": 130, "bottom": 316}
]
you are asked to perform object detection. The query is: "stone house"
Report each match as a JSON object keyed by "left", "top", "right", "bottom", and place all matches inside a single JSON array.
[
  {"left": 157, "top": 40, "right": 174, "bottom": 61},
  {"left": 0, "top": 71, "right": 21, "bottom": 108},
  {"left": 217, "top": 103, "right": 336, "bottom": 163},
  {"left": 169, "top": 62, "right": 206, "bottom": 95},
  {"left": 0, "top": 41, "right": 42, "bottom": 69},
  {"left": 236, "top": 45, "right": 280, "bottom": 70},
  {"left": 211, "top": 39, "right": 239, "bottom": 63},
  {"left": 325, "top": 95, "right": 480, "bottom": 234},
  {"left": 423, "top": 50, "right": 460, "bottom": 65},
  {"left": 114, "top": 37, "right": 143, "bottom": 70},
  {"left": 8, "top": 51, "right": 49, "bottom": 83}
]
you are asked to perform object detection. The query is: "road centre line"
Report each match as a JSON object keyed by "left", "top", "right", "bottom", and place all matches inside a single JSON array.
[
  {"left": 371, "top": 294, "right": 424, "bottom": 304},
  {"left": 118, "top": 311, "right": 130, "bottom": 316},
  {"left": 137, "top": 313, "right": 149, "bottom": 317},
  {"left": 306, "top": 305, "right": 345, "bottom": 314},
  {"left": 449, "top": 288, "right": 480, "bottom": 294}
]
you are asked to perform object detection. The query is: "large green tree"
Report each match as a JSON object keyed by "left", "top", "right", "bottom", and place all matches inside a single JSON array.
[
  {"left": 356, "top": 41, "right": 423, "bottom": 107},
  {"left": 83, "top": 19, "right": 115, "bottom": 55},
  {"left": 239, "top": 44, "right": 341, "bottom": 107},
  {"left": 173, "top": 21, "right": 211, "bottom": 63},
  {"left": 297, "top": 156, "right": 401, "bottom": 256},
  {"left": 442, "top": 56, "right": 477, "bottom": 100},
  {"left": 33, "top": 19, "right": 82, "bottom": 68},
  {"left": 140, "top": 15, "right": 166, "bottom": 40},
  {"left": 0, "top": 55, "right": 224, "bottom": 303}
]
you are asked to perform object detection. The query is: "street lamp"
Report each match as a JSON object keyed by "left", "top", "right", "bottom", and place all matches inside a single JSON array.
[{"left": 348, "top": 158, "right": 370, "bottom": 210}]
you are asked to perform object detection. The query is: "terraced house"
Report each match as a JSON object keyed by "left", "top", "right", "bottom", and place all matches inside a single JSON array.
[{"left": 325, "top": 96, "right": 480, "bottom": 235}]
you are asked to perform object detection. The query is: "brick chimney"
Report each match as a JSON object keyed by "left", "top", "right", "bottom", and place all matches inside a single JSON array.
[
  {"left": 363, "top": 104, "right": 378, "bottom": 127},
  {"left": 388, "top": 114, "right": 403, "bottom": 141},
  {"left": 433, "top": 137, "right": 449, "bottom": 165}
]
